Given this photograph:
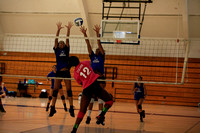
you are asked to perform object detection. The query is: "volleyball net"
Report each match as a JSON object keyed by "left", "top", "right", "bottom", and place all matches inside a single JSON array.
[{"left": 0, "top": 33, "right": 189, "bottom": 85}]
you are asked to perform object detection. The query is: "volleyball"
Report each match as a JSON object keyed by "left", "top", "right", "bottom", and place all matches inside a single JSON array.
[{"left": 74, "top": 17, "right": 83, "bottom": 26}]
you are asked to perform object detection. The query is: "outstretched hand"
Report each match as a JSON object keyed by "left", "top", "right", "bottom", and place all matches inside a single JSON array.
[
  {"left": 56, "top": 22, "right": 64, "bottom": 30},
  {"left": 93, "top": 24, "right": 101, "bottom": 35},
  {"left": 80, "top": 26, "right": 87, "bottom": 35},
  {"left": 65, "top": 21, "right": 74, "bottom": 30}
]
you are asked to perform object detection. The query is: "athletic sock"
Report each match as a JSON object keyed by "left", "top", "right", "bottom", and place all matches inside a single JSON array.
[
  {"left": 99, "top": 107, "right": 108, "bottom": 117},
  {"left": 99, "top": 110, "right": 102, "bottom": 115},
  {"left": 71, "top": 124, "right": 79, "bottom": 133},
  {"left": 87, "top": 110, "right": 92, "bottom": 117}
]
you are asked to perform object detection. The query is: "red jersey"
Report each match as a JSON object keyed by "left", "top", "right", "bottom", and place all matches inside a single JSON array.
[{"left": 74, "top": 61, "right": 99, "bottom": 89}]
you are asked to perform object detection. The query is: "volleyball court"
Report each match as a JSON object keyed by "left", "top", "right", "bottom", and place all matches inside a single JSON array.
[{"left": 0, "top": 0, "right": 200, "bottom": 133}]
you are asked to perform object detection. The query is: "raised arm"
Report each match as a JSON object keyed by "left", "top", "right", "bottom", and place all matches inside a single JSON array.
[
  {"left": 65, "top": 21, "right": 73, "bottom": 47},
  {"left": 93, "top": 24, "right": 104, "bottom": 55},
  {"left": 55, "top": 22, "right": 64, "bottom": 49},
  {"left": 80, "top": 26, "right": 92, "bottom": 55}
]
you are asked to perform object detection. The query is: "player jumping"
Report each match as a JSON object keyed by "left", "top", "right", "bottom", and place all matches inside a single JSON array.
[{"left": 68, "top": 56, "right": 113, "bottom": 133}]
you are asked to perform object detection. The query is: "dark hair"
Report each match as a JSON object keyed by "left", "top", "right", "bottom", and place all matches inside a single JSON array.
[
  {"left": 68, "top": 56, "right": 80, "bottom": 67},
  {"left": 58, "top": 41, "right": 65, "bottom": 48},
  {"left": 138, "top": 76, "right": 143, "bottom": 80}
]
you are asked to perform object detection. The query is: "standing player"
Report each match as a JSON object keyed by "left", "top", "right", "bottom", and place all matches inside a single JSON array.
[
  {"left": 0, "top": 77, "right": 6, "bottom": 112},
  {"left": 80, "top": 24, "right": 106, "bottom": 124},
  {"left": 46, "top": 65, "right": 67, "bottom": 112},
  {"left": 49, "top": 22, "right": 75, "bottom": 117},
  {"left": 68, "top": 56, "right": 113, "bottom": 133},
  {"left": 131, "top": 76, "right": 147, "bottom": 122}
]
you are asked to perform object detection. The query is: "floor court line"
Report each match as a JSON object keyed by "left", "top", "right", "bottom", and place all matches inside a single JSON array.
[
  {"left": 185, "top": 120, "right": 200, "bottom": 133},
  {"left": 4, "top": 104, "right": 200, "bottom": 119}
]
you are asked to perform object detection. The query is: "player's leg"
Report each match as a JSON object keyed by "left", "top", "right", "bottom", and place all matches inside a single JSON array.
[
  {"left": 98, "top": 98, "right": 104, "bottom": 114},
  {"left": 49, "top": 79, "right": 62, "bottom": 117},
  {"left": 46, "top": 89, "right": 53, "bottom": 111},
  {"left": 59, "top": 88, "right": 67, "bottom": 112},
  {"left": 85, "top": 98, "right": 94, "bottom": 124},
  {"left": 138, "top": 98, "right": 144, "bottom": 122},
  {"left": 96, "top": 84, "right": 113, "bottom": 125},
  {"left": 138, "top": 98, "right": 145, "bottom": 119},
  {"left": 135, "top": 100, "right": 139, "bottom": 113},
  {"left": 135, "top": 99, "right": 142, "bottom": 122},
  {"left": 64, "top": 78, "right": 75, "bottom": 117},
  {"left": 60, "top": 69, "right": 74, "bottom": 117},
  {"left": 98, "top": 81, "right": 106, "bottom": 115},
  {"left": 71, "top": 93, "right": 91, "bottom": 133},
  {"left": 97, "top": 76, "right": 106, "bottom": 116},
  {"left": 0, "top": 97, "right": 6, "bottom": 112},
  {"left": 86, "top": 77, "right": 106, "bottom": 124}
]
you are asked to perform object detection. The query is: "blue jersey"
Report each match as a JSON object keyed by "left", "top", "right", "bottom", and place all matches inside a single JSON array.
[
  {"left": 0, "top": 86, "right": 6, "bottom": 95},
  {"left": 134, "top": 83, "right": 144, "bottom": 94},
  {"left": 47, "top": 71, "right": 62, "bottom": 89},
  {"left": 53, "top": 45, "right": 70, "bottom": 71},
  {"left": 134, "top": 83, "right": 144, "bottom": 100},
  {"left": 89, "top": 51, "right": 105, "bottom": 74}
]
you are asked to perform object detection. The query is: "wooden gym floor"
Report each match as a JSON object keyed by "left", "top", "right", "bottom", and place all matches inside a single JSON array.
[{"left": 0, "top": 97, "right": 199, "bottom": 133}]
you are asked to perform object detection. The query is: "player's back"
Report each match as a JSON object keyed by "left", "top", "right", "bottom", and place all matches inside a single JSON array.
[{"left": 74, "top": 61, "right": 99, "bottom": 89}]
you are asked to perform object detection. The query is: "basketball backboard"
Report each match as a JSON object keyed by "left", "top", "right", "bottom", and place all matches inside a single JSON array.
[{"left": 101, "top": 20, "right": 140, "bottom": 45}]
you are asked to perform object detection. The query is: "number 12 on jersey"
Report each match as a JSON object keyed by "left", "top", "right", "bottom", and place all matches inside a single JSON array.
[{"left": 80, "top": 67, "right": 91, "bottom": 78}]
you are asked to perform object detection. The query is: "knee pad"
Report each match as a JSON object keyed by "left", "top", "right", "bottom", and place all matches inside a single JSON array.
[
  {"left": 77, "top": 111, "right": 85, "bottom": 119},
  {"left": 52, "top": 90, "right": 58, "bottom": 97},
  {"left": 105, "top": 100, "right": 113, "bottom": 107},
  {"left": 98, "top": 99, "right": 104, "bottom": 104},
  {"left": 48, "top": 96, "right": 52, "bottom": 100},
  {"left": 90, "top": 98, "right": 95, "bottom": 103},
  {"left": 61, "top": 95, "right": 65, "bottom": 100},
  {"left": 138, "top": 105, "right": 142, "bottom": 110},
  {"left": 67, "top": 90, "right": 73, "bottom": 97}
]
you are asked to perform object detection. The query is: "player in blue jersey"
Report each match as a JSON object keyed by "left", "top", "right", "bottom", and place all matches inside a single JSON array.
[
  {"left": 46, "top": 65, "right": 67, "bottom": 112},
  {"left": 49, "top": 21, "right": 75, "bottom": 117},
  {"left": 131, "top": 76, "right": 147, "bottom": 122},
  {"left": 80, "top": 24, "right": 106, "bottom": 124},
  {"left": 0, "top": 77, "right": 6, "bottom": 112}
]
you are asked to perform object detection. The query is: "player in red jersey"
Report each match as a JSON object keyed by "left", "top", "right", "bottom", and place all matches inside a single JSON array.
[{"left": 68, "top": 56, "right": 113, "bottom": 133}]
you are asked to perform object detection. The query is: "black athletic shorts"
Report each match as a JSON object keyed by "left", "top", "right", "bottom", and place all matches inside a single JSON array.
[
  {"left": 55, "top": 70, "right": 71, "bottom": 78},
  {"left": 82, "top": 80, "right": 103, "bottom": 98}
]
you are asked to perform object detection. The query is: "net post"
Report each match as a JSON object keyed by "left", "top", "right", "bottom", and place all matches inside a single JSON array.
[
  {"left": 181, "top": 40, "right": 190, "bottom": 84},
  {"left": 175, "top": 39, "right": 179, "bottom": 84}
]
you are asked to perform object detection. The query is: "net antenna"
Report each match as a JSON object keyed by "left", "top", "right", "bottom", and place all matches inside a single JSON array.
[{"left": 102, "top": 0, "right": 153, "bottom": 44}]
